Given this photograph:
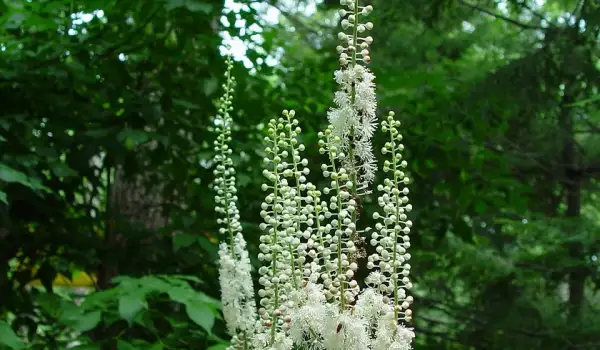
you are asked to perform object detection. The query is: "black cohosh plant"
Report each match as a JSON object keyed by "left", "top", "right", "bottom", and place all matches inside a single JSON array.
[{"left": 212, "top": 1, "right": 414, "bottom": 349}]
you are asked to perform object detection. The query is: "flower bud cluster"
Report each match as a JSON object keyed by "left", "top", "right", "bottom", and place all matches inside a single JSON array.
[
  {"left": 317, "top": 126, "right": 361, "bottom": 309},
  {"left": 328, "top": 0, "right": 378, "bottom": 188},
  {"left": 213, "top": 56, "right": 241, "bottom": 245},
  {"left": 364, "top": 112, "right": 415, "bottom": 348},
  {"left": 336, "top": 0, "right": 374, "bottom": 66},
  {"left": 276, "top": 111, "right": 329, "bottom": 291},
  {"left": 256, "top": 112, "right": 312, "bottom": 347},
  {"left": 212, "top": 56, "right": 257, "bottom": 348}
]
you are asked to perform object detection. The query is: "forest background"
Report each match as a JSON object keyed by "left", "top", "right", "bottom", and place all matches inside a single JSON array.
[{"left": 0, "top": 0, "right": 599, "bottom": 349}]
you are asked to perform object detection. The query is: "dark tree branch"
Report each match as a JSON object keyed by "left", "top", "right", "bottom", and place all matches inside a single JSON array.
[
  {"left": 458, "top": 0, "right": 546, "bottom": 30},
  {"left": 515, "top": 0, "right": 550, "bottom": 23},
  {"left": 263, "top": 0, "right": 320, "bottom": 37}
]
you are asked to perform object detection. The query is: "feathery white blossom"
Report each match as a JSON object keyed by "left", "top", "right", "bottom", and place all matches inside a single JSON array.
[
  {"left": 372, "top": 313, "right": 415, "bottom": 350},
  {"left": 329, "top": 0, "right": 378, "bottom": 186},
  {"left": 288, "top": 282, "right": 329, "bottom": 349},
  {"left": 322, "top": 310, "right": 370, "bottom": 350},
  {"left": 219, "top": 234, "right": 259, "bottom": 336}
]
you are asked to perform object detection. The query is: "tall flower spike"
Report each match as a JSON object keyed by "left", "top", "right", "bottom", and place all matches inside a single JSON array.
[
  {"left": 318, "top": 127, "right": 360, "bottom": 308},
  {"left": 213, "top": 55, "right": 258, "bottom": 349},
  {"left": 279, "top": 110, "right": 315, "bottom": 289},
  {"left": 366, "top": 111, "right": 415, "bottom": 349},
  {"left": 256, "top": 112, "right": 308, "bottom": 349},
  {"left": 329, "top": 0, "right": 378, "bottom": 188}
]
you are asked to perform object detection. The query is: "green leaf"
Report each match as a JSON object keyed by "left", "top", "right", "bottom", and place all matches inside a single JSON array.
[
  {"left": 203, "top": 78, "right": 218, "bottom": 96},
  {"left": 172, "top": 275, "right": 203, "bottom": 284},
  {"left": 173, "top": 98, "right": 201, "bottom": 110},
  {"left": 237, "top": 173, "right": 251, "bottom": 187},
  {"left": 172, "top": 233, "right": 197, "bottom": 251},
  {"left": 72, "top": 345, "right": 101, "bottom": 350},
  {"left": 117, "top": 340, "right": 138, "bottom": 350},
  {"left": 164, "top": 0, "right": 213, "bottom": 13},
  {"left": 4, "top": 12, "right": 25, "bottom": 29},
  {"left": 167, "top": 286, "right": 193, "bottom": 304},
  {"left": 51, "top": 162, "right": 78, "bottom": 177},
  {"left": 0, "top": 190, "right": 6, "bottom": 204},
  {"left": 117, "top": 129, "right": 150, "bottom": 149},
  {"left": 475, "top": 201, "right": 488, "bottom": 214},
  {"left": 185, "top": 300, "right": 214, "bottom": 333},
  {"left": 207, "top": 344, "right": 229, "bottom": 350},
  {"left": 0, "top": 164, "right": 49, "bottom": 193},
  {"left": 185, "top": 1, "right": 212, "bottom": 13},
  {"left": 57, "top": 300, "right": 84, "bottom": 325},
  {"left": 118, "top": 295, "right": 147, "bottom": 325},
  {"left": 0, "top": 321, "right": 24, "bottom": 349},
  {"left": 74, "top": 311, "right": 102, "bottom": 332}
]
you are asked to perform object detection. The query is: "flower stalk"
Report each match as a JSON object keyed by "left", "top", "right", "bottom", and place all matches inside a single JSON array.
[{"left": 213, "top": 56, "right": 258, "bottom": 349}]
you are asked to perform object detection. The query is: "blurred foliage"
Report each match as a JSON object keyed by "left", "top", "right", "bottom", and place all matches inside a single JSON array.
[{"left": 0, "top": 0, "right": 599, "bottom": 349}]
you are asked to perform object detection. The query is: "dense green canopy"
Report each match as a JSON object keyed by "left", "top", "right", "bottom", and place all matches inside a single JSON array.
[{"left": 0, "top": 0, "right": 599, "bottom": 349}]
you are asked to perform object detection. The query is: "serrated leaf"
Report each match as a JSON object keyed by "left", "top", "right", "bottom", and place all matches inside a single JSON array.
[
  {"left": 185, "top": 300, "right": 214, "bottom": 334},
  {"left": 0, "top": 321, "right": 24, "bottom": 349},
  {"left": 118, "top": 295, "right": 147, "bottom": 325},
  {"left": 74, "top": 311, "right": 102, "bottom": 332}
]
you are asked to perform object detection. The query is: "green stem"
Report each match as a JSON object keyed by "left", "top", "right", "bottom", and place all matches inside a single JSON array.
[
  {"left": 218, "top": 58, "right": 236, "bottom": 255},
  {"left": 286, "top": 120, "right": 303, "bottom": 290},
  {"left": 270, "top": 134, "right": 281, "bottom": 345},
  {"left": 243, "top": 331, "right": 249, "bottom": 350},
  {"left": 328, "top": 140, "right": 347, "bottom": 312},
  {"left": 390, "top": 128, "right": 401, "bottom": 322},
  {"left": 348, "top": 0, "right": 360, "bottom": 263}
]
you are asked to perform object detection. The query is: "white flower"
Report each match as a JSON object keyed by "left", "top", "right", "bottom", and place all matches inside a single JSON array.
[
  {"left": 213, "top": 56, "right": 258, "bottom": 345},
  {"left": 288, "top": 283, "right": 328, "bottom": 350},
  {"left": 253, "top": 332, "right": 293, "bottom": 350},
  {"left": 328, "top": 65, "right": 378, "bottom": 186},
  {"left": 355, "top": 287, "right": 392, "bottom": 327},
  {"left": 218, "top": 234, "right": 258, "bottom": 336},
  {"left": 372, "top": 313, "right": 415, "bottom": 350},
  {"left": 322, "top": 310, "right": 370, "bottom": 350}
]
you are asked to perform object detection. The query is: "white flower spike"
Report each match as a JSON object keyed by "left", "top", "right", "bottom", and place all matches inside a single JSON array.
[
  {"left": 328, "top": 0, "right": 378, "bottom": 188},
  {"left": 213, "top": 55, "right": 258, "bottom": 349}
]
